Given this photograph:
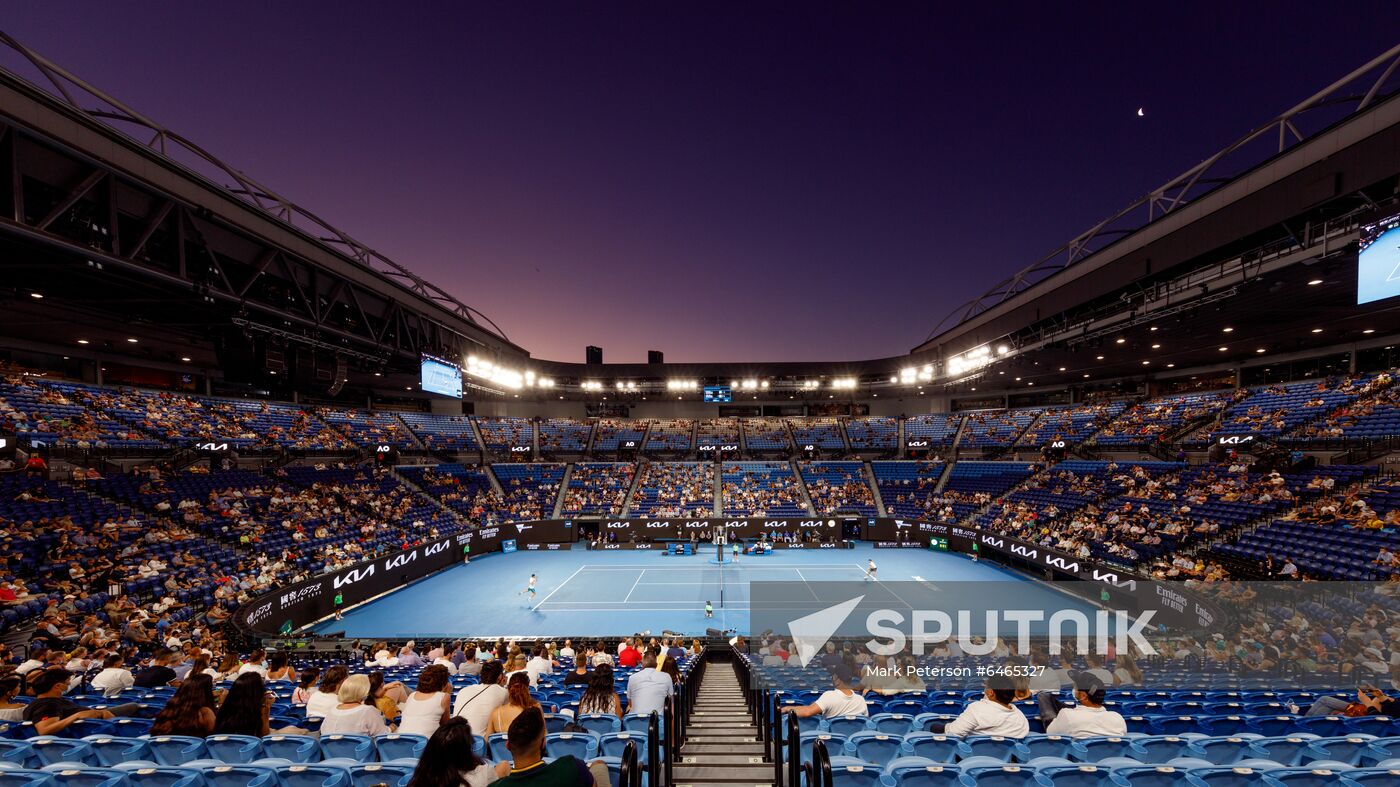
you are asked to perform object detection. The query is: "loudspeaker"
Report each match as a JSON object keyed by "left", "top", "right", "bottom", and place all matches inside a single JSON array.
[{"left": 327, "top": 356, "right": 347, "bottom": 396}]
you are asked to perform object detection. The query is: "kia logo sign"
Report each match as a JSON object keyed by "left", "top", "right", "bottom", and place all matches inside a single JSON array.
[
  {"left": 384, "top": 552, "right": 418, "bottom": 570},
  {"left": 509, "top": 446, "right": 531, "bottom": 453},
  {"left": 333, "top": 566, "right": 376, "bottom": 589},
  {"left": 1010, "top": 544, "right": 1038, "bottom": 559},
  {"left": 698, "top": 445, "right": 715, "bottom": 452},
  {"left": 720, "top": 445, "right": 739, "bottom": 452},
  {"left": 907, "top": 440, "right": 930, "bottom": 448},
  {"left": 980, "top": 535, "right": 1004, "bottom": 548},
  {"left": 644, "top": 522, "right": 669, "bottom": 529},
  {"left": 1216, "top": 435, "right": 1256, "bottom": 445},
  {"left": 604, "top": 521, "right": 629, "bottom": 529},
  {"left": 424, "top": 541, "right": 449, "bottom": 556},
  {"left": 1044, "top": 555, "right": 1080, "bottom": 572},
  {"left": 196, "top": 442, "right": 230, "bottom": 451}
]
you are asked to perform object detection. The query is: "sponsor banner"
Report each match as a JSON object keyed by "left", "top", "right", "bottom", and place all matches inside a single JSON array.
[
  {"left": 234, "top": 534, "right": 459, "bottom": 637},
  {"left": 1215, "top": 434, "right": 1259, "bottom": 446},
  {"left": 592, "top": 542, "right": 663, "bottom": 551}
]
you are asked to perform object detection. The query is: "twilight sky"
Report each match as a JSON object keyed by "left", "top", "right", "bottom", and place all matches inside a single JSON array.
[{"left": 4, "top": 3, "right": 1395, "bottom": 362}]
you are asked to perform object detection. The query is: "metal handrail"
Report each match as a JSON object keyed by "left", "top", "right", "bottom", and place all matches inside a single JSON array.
[{"left": 618, "top": 739, "right": 640, "bottom": 787}]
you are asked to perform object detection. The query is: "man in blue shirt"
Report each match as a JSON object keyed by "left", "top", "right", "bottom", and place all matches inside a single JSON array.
[{"left": 626, "top": 653, "right": 674, "bottom": 717}]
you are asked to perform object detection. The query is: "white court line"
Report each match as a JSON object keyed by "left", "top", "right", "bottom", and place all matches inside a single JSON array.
[
  {"left": 621, "top": 568, "right": 647, "bottom": 603},
  {"left": 530, "top": 564, "right": 587, "bottom": 610},
  {"left": 793, "top": 568, "right": 821, "bottom": 601},
  {"left": 570, "top": 563, "right": 860, "bottom": 569}
]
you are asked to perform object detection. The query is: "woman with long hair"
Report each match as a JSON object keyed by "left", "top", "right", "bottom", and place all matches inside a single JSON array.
[
  {"left": 577, "top": 665, "right": 621, "bottom": 717},
  {"left": 365, "top": 670, "right": 401, "bottom": 722},
  {"left": 150, "top": 673, "right": 218, "bottom": 736},
  {"left": 291, "top": 667, "right": 321, "bottom": 705},
  {"left": 266, "top": 651, "right": 294, "bottom": 682},
  {"left": 0, "top": 676, "right": 28, "bottom": 722},
  {"left": 214, "top": 654, "right": 241, "bottom": 681},
  {"left": 405, "top": 717, "right": 494, "bottom": 787},
  {"left": 397, "top": 664, "right": 451, "bottom": 737},
  {"left": 1114, "top": 654, "right": 1144, "bottom": 686},
  {"left": 484, "top": 671, "right": 537, "bottom": 734},
  {"left": 215, "top": 672, "right": 273, "bottom": 736},
  {"left": 305, "top": 664, "right": 348, "bottom": 718}
]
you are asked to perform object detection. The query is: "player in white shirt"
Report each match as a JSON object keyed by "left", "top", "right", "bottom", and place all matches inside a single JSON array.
[
  {"left": 778, "top": 668, "right": 869, "bottom": 718},
  {"left": 1040, "top": 673, "right": 1127, "bottom": 738},
  {"left": 519, "top": 574, "right": 538, "bottom": 605},
  {"left": 864, "top": 560, "right": 877, "bottom": 581}
]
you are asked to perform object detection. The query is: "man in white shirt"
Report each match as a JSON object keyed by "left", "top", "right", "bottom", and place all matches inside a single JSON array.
[
  {"left": 558, "top": 640, "right": 575, "bottom": 661},
  {"left": 779, "top": 667, "right": 869, "bottom": 719},
  {"left": 237, "top": 649, "right": 269, "bottom": 677},
  {"left": 90, "top": 653, "right": 135, "bottom": 698},
  {"left": 453, "top": 661, "right": 508, "bottom": 735},
  {"left": 1040, "top": 673, "right": 1127, "bottom": 738},
  {"left": 525, "top": 646, "right": 555, "bottom": 683},
  {"left": 940, "top": 676, "right": 1030, "bottom": 738},
  {"left": 15, "top": 645, "right": 47, "bottom": 676}
]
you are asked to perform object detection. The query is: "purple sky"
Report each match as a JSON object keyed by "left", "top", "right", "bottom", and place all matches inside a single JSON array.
[{"left": 6, "top": 3, "right": 1395, "bottom": 363}]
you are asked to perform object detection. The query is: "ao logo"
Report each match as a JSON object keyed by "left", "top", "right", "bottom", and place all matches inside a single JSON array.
[
  {"left": 333, "top": 566, "right": 375, "bottom": 589},
  {"left": 0, "top": 438, "right": 7, "bottom": 450},
  {"left": 375, "top": 445, "right": 393, "bottom": 453},
  {"left": 1049, "top": 440, "right": 1067, "bottom": 449},
  {"left": 803, "top": 444, "right": 816, "bottom": 451}
]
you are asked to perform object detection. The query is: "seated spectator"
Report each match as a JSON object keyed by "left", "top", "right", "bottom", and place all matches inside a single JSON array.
[
  {"left": 578, "top": 665, "right": 622, "bottom": 717},
  {"left": 398, "top": 664, "right": 452, "bottom": 738},
  {"left": 305, "top": 664, "right": 348, "bottom": 718},
  {"left": 493, "top": 707, "right": 605, "bottom": 785},
  {"left": 940, "top": 675, "right": 1030, "bottom": 738},
  {"left": 625, "top": 653, "right": 674, "bottom": 717},
  {"left": 0, "top": 676, "right": 27, "bottom": 722},
  {"left": 90, "top": 652, "right": 135, "bottom": 698},
  {"left": 24, "top": 669, "right": 141, "bottom": 735},
  {"left": 779, "top": 666, "right": 868, "bottom": 719},
  {"left": 291, "top": 667, "right": 320, "bottom": 705},
  {"left": 406, "top": 717, "right": 497, "bottom": 787},
  {"left": 563, "top": 654, "right": 592, "bottom": 686},
  {"left": 1305, "top": 684, "right": 1400, "bottom": 717},
  {"left": 319, "top": 673, "right": 391, "bottom": 735},
  {"left": 133, "top": 649, "right": 180, "bottom": 688},
  {"left": 150, "top": 673, "right": 218, "bottom": 737},
  {"left": 216, "top": 672, "right": 274, "bottom": 736},
  {"left": 454, "top": 661, "right": 508, "bottom": 736},
  {"left": 1039, "top": 672, "right": 1126, "bottom": 737},
  {"left": 265, "top": 651, "right": 294, "bottom": 682},
  {"left": 486, "top": 672, "right": 538, "bottom": 735}
]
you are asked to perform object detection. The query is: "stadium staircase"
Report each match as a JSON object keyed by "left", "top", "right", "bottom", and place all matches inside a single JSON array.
[
  {"left": 932, "top": 460, "right": 954, "bottom": 493},
  {"left": 391, "top": 412, "right": 430, "bottom": 451},
  {"left": 896, "top": 417, "right": 906, "bottom": 455},
  {"left": 467, "top": 417, "right": 490, "bottom": 462},
  {"left": 619, "top": 458, "right": 646, "bottom": 517},
  {"left": 712, "top": 467, "right": 723, "bottom": 516},
  {"left": 950, "top": 416, "right": 969, "bottom": 454},
  {"left": 390, "top": 467, "right": 465, "bottom": 524},
  {"left": 789, "top": 459, "right": 818, "bottom": 516},
  {"left": 551, "top": 463, "right": 573, "bottom": 519},
  {"left": 583, "top": 419, "right": 600, "bottom": 456},
  {"left": 864, "top": 460, "right": 888, "bottom": 516},
  {"left": 675, "top": 665, "right": 769, "bottom": 786}
]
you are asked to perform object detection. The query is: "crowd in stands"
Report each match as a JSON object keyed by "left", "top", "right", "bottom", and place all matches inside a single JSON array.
[
  {"left": 643, "top": 419, "right": 693, "bottom": 453},
  {"left": 592, "top": 419, "right": 646, "bottom": 452},
  {"left": 398, "top": 464, "right": 499, "bottom": 522},
  {"left": 1094, "top": 391, "right": 1234, "bottom": 448},
  {"left": 871, "top": 461, "right": 946, "bottom": 519},
  {"left": 1288, "top": 371, "right": 1399, "bottom": 442},
  {"left": 694, "top": 418, "right": 740, "bottom": 449},
  {"left": 559, "top": 463, "right": 635, "bottom": 517},
  {"left": 844, "top": 416, "right": 897, "bottom": 451},
  {"left": 317, "top": 409, "right": 417, "bottom": 450},
  {"left": 489, "top": 464, "right": 564, "bottom": 521},
  {"left": 630, "top": 462, "right": 714, "bottom": 518},
  {"left": 536, "top": 418, "right": 593, "bottom": 454},
  {"left": 396, "top": 414, "right": 479, "bottom": 453},
  {"left": 903, "top": 414, "right": 962, "bottom": 448},
  {"left": 1198, "top": 375, "right": 1376, "bottom": 445},
  {"left": 741, "top": 419, "right": 791, "bottom": 452},
  {"left": 799, "top": 461, "right": 876, "bottom": 515},
  {"left": 786, "top": 418, "right": 845, "bottom": 451},
  {"left": 720, "top": 461, "right": 809, "bottom": 517},
  {"left": 1017, "top": 401, "right": 1129, "bottom": 447},
  {"left": 960, "top": 409, "right": 1039, "bottom": 448},
  {"left": 475, "top": 418, "right": 532, "bottom": 456}
]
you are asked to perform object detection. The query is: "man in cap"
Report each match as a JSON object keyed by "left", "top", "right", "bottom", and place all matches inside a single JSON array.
[{"left": 1039, "top": 671, "right": 1127, "bottom": 737}]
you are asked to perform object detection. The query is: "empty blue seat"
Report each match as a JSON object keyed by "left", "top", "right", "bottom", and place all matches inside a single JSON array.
[
  {"left": 1246, "top": 737, "right": 1317, "bottom": 768},
  {"left": 202, "top": 738, "right": 262, "bottom": 766},
  {"left": 1186, "top": 738, "right": 1256, "bottom": 766},
  {"left": 0, "top": 770, "right": 54, "bottom": 787},
  {"left": 370, "top": 736, "right": 424, "bottom": 763},
  {"left": 820, "top": 756, "right": 882, "bottom": 787},
  {"left": 192, "top": 765, "right": 277, "bottom": 787},
  {"left": 843, "top": 731, "right": 901, "bottom": 767},
  {"left": 316, "top": 737, "right": 372, "bottom": 764},
  {"left": 1132, "top": 737, "right": 1194, "bottom": 764},
  {"left": 870, "top": 714, "right": 916, "bottom": 736},
  {"left": 1344, "top": 767, "right": 1400, "bottom": 785},
  {"left": 800, "top": 733, "right": 847, "bottom": 764},
  {"left": 960, "top": 764, "right": 1041, "bottom": 786},
  {"left": 276, "top": 765, "right": 348, "bottom": 787},
  {"left": 1071, "top": 737, "right": 1136, "bottom": 763},
  {"left": 960, "top": 736, "right": 1023, "bottom": 762},
  {"left": 541, "top": 714, "right": 572, "bottom": 734},
  {"left": 881, "top": 757, "right": 960, "bottom": 787},
  {"left": 1302, "top": 736, "right": 1374, "bottom": 766},
  {"left": 28, "top": 742, "right": 95, "bottom": 768},
  {"left": 144, "top": 740, "right": 207, "bottom": 768},
  {"left": 1037, "top": 764, "right": 1116, "bottom": 787},
  {"left": 1257, "top": 766, "right": 1351, "bottom": 786},
  {"left": 573, "top": 715, "right": 621, "bottom": 736},
  {"left": 40, "top": 767, "right": 128, "bottom": 787},
  {"left": 825, "top": 717, "right": 873, "bottom": 737},
  {"left": 598, "top": 733, "right": 646, "bottom": 763},
  {"left": 113, "top": 767, "right": 201, "bottom": 787},
  {"left": 81, "top": 739, "right": 150, "bottom": 769},
  {"left": 901, "top": 734, "right": 959, "bottom": 763},
  {"left": 0, "top": 743, "right": 34, "bottom": 769},
  {"left": 1183, "top": 765, "right": 1278, "bottom": 786},
  {"left": 1110, "top": 765, "right": 1190, "bottom": 787},
  {"left": 346, "top": 764, "right": 413, "bottom": 787},
  {"left": 542, "top": 733, "right": 597, "bottom": 762},
  {"left": 258, "top": 737, "right": 318, "bottom": 765}
]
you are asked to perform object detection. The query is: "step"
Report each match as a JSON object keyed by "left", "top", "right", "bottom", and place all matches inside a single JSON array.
[
  {"left": 673, "top": 765, "right": 775, "bottom": 782},
  {"left": 686, "top": 733, "right": 762, "bottom": 743},
  {"left": 681, "top": 742, "right": 766, "bottom": 755},
  {"left": 679, "top": 754, "right": 769, "bottom": 766}
]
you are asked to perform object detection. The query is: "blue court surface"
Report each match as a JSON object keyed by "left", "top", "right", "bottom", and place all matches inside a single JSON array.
[{"left": 311, "top": 545, "right": 1093, "bottom": 639}]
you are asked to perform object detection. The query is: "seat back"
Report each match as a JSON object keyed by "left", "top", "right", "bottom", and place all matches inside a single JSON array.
[
  {"left": 274, "top": 765, "right": 347, "bottom": 787},
  {"left": 346, "top": 765, "right": 413, "bottom": 787},
  {"left": 883, "top": 759, "right": 963, "bottom": 787},
  {"left": 542, "top": 733, "right": 598, "bottom": 762},
  {"left": 573, "top": 715, "right": 621, "bottom": 736},
  {"left": 145, "top": 739, "right": 208, "bottom": 768},
  {"left": 826, "top": 716, "right": 872, "bottom": 737},
  {"left": 370, "top": 736, "right": 424, "bottom": 763},
  {"left": 191, "top": 765, "right": 278, "bottom": 787},
  {"left": 902, "top": 733, "right": 959, "bottom": 763},
  {"left": 1036, "top": 764, "right": 1114, "bottom": 787},
  {"left": 81, "top": 739, "right": 150, "bottom": 769},
  {"left": 843, "top": 732, "right": 901, "bottom": 767},
  {"left": 203, "top": 738, "right": 263, "bottom": 766},
  {"left": 259, "top": 737, "right": 318, "bottom": 765},
  {"left": 316, "top": 737, "right": 372, "bottom": 764},
  {"left": 29, "top": 742, "right": 96, "bottom": 768},
  {"left": 960, "top": 764, "right": 1042, "bottom": 787},
  {"left": 117, "top": 767, "right": 203, "bottom": 787}
]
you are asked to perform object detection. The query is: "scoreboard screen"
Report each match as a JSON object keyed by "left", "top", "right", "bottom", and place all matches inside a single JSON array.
[
  {"left": 1358, "top": 212, "right": 1400, "bottom": 305},
  {"left": 703, "top": 385, "right": 733, "bottom": 403},
  {"left": 928, "top": 537, "right": 949, "bottom": 551},
  {"left": 420, "top": 355, "right": 463, "bottom": 398}
]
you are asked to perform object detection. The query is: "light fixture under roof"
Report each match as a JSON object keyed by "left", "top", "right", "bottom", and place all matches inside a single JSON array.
[
  {"left": 1096, "top": 355, "right": 1104, "bottom": 360},
  {"left": 1307, "top": 279, "right": 1323, "bottom": 285},
  {"left": 29, "top": 292, "right": 42, "bottom": 299},
  {"left": 76, "top": 339, "right": 89, "bottom": 345},
  {"left": 1058, "top": 367, "right": 1066, "bottom": 371},
  {"left": 1256, "top": 348, "right": 1266, "bottom": 353},
  {"left": 1151, "top": 344, "right": 1161, "bottom": 349},
  {"left": 1142, "top": 361, "right": 1150, "bottom": 365},
  {"left": 126, "top": 338, "right": 139, "bottom": 343},
  {"left": 1166, "top": 363, "right": 1175, "bottom": 368},
  {"left": 1149, "top": 326, "right": 1159, "bottom": 331},
  {"left": 180, "top": 357, "right": 191, "bottom": 362},
  {"left": 1115, "top": 338, "right": 1126, "bottom": 344},
  {"left": 1219, "top": 346, "right": 1228, "bottom": 351},
  {"left": 1311, "top": 328, "right": 1323, "bottom": 333},
  {"left": 1363, "top": 329, "right": 1375, "bottom": 334},
  {"left": 1222, "top": 327, "right": 1234, "bottom": 333}
]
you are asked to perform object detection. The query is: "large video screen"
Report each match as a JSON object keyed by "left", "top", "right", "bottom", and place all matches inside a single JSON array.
[
  {"left": 703, "top": 385, "right": 732, "bottom": 403},
  {"left": 420, "top": 355, "right": 463, "bottom": 398},
  {"left": 1358, "top": 212, "right": 1400, "bottom": 305}
]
